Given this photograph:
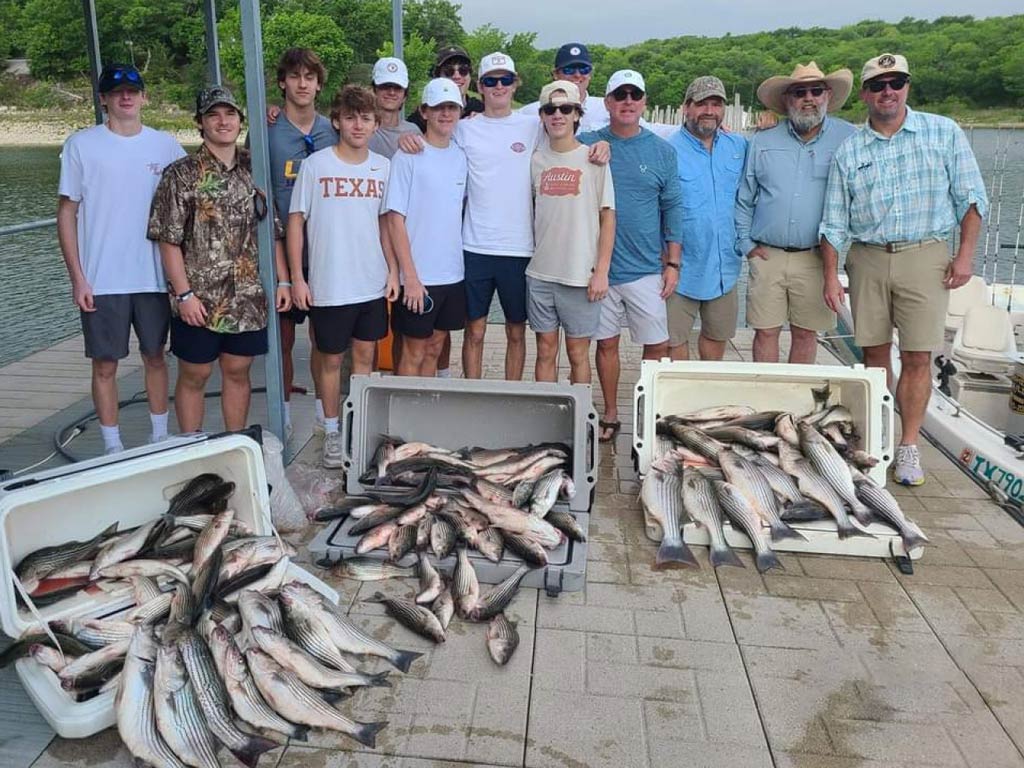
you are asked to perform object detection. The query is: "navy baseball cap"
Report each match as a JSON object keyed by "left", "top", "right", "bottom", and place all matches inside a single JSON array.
[
  {"left": 98, "top": 63, "right": 145, "bottom": 93},
  {"left": 554, "top": 43, "right": 591, "bottom": 70}
]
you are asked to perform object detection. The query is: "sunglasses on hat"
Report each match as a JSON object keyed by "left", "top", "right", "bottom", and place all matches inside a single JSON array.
[
  {"left": 440, "top": 63, "right": 471, "bottom": 77},
  {"left": 559, "top": 64, "right": 592, "bottom": 76},
  {"left": 787, "top": 85, "right": 828, "bottom": 99},
  {"left": 302, "top": 134, "right": 316, "bottom": 157},
  {"left": 109, "top": 68, "right": 143, "bottom": 85},
  {"left": 865, "top": 76, "right": 909, "bottom": 93},
  {"left": 611, "top": 87, "right": 644, "bottom": 102},
  {"left": 541, "top": 104, "right": 577, "bottom": 116},
  {"left": 481, "top": 74, "right": 515, "bottom": 88}
]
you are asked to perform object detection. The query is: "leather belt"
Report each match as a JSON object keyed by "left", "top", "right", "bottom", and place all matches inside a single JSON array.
[
  {"left": 860, "top": 238, "right": 946, "bottom": 254},
  {"left": 763, "top": 244, "right": 816, "bottom": 253}
]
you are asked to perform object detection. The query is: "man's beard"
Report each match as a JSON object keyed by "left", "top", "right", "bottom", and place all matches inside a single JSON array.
[
  {"left": 788, "top": 101, "right": 827, "bottom": 134},
  {"left": 687, "top": 116, "right": 720, "bottom": 138}
]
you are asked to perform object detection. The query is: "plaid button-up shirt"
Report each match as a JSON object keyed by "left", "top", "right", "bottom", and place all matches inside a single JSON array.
[{"left": 819, "top": 107, "right": 988, "bottom": 253}]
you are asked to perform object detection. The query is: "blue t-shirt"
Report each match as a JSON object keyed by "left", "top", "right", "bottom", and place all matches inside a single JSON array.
[
  {"left": 667, "top": 128, "right": 747, "bottom": 301},
  {"left": 579, "top": 127, "right": 683, "bottom": 286},
  {"left": 265, "top": 113, "right": 339, "bottom": 223}
]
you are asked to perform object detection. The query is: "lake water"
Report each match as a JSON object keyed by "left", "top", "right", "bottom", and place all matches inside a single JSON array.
[{"left": 1, "top": 127, "right": 1022, "bottom": 367}]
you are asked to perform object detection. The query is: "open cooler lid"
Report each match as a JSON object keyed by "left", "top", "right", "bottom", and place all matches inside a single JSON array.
[{"left": 0, "top": 433, "right": 271, "bottom": 638}]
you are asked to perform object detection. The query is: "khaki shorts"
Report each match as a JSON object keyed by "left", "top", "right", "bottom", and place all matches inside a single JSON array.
[
  {"left": 667, "top": 288, "right": 739, "bottom": 346},
  {"left": 846, "top": 240, "right": 950, "bottom": 351},
  {"left": 746, "top": 246, "right": 836, "bottom": 332}
]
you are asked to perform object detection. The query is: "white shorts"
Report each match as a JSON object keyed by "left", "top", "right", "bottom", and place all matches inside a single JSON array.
[{"left": 595, "top": 273, "right": 669, "bottom": 344}]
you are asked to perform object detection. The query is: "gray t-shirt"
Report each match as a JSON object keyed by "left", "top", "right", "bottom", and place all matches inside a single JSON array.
[
  {"left": 266, "top": 113, "right": 338, "bottom": 221},
  {"left": 368, "top": 119, "right": 421, "bottom": 159}
]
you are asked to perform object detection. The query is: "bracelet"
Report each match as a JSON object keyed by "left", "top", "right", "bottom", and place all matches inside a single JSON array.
[
  {"left": 175, "top": 290, "right": 194, "bottom": 303},
  {"left": 278, "top": 281, "right": 293, "bottom": 288},
  {"left": 664, "top": 262, "right": 680, "bottom": 270}
]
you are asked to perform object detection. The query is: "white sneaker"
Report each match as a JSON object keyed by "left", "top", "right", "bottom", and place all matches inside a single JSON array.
[
  {"left": 323, "top": 431, "right": 344, "bottom": 468},
  {"left": 313, "top": 417, "right": 326, "bottom": 437},
  {"left": 893, "top": 444, "right": 925, "bottom": 486},
  {"left": 284, "top": 422, "right": 294, "bottom": 444},
  {"left": 104, "top": 443, "right": 124, "bottom": 456},
  {"left": 149, "top": 433, "right": 169, "bottom": 445}
]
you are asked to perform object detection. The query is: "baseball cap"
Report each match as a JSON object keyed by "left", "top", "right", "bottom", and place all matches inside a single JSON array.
[
  {"left": 861, "top": 53, "right": 911, "bottom": 83},
  {"left": 372, "top": 57, "right": 409, "bottom": 89},
  {"left": 195, "top": 85, "right": 244, "bottom": 119},
  {"left": 605, "top": 70, "right": 646, "bottom": 96},
  {"left": 422, "top": 78, "right": 462, "bottom": 107},
  {"left": 554, "top": 43, "right": 591, "bottom": 70},
  {"left": 539, "top": 80, "right": 582, "bottom": 107},
  {"left": 685, "top": 76, "right": 727, "bottom": 103},
  {"left": 98, "top": 63, "right": 144, "bottom": 93},
  {"left": 479, "top": 52, "right": 516, "bottom": 77},
  {"left": 434, "top": 45, "right": 470, "bottom": 73}
]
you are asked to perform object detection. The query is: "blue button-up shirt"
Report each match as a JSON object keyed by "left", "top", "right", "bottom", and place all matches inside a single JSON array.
[
  {"left": 735, "top": 116, "right": 856, "bottom": 256},
  {"left": 819, "top": 107, "right": 988, "bottom": 252},
  {"left": 667, "top": 127, "right": 747, "bottom": 301}
]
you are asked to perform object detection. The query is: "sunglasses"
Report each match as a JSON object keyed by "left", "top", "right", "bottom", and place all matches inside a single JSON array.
[
  {"left": 302, "top": 134, "right": 316, "bottom": 156},
  {"left": 559, "top": 64, "right": 592, "bottom": 76},
  {"left": 865, "top": 76, "right": 909, "bottom": 93},
  {"left": 480, "top": 74, "right": 515, "bottom": 88},
  {"left": 541, "top": 104, "right": 577, "bottom": 116},
  {"left": 611, "top": 87, "right": 644, "bottom": 102},
  {"left": 109, "top": 68, "right": 142, "bottom": 84},
  {"left": 788, "top": 85, "right": 828, "bottom": 99},
  {"left": 440, "top": 63, "right": 471, "bottom": 77}
]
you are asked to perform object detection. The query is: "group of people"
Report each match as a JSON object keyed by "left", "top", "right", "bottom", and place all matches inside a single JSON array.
[{"left": 57, "top": 42, "right": 988, "bottom": 488}]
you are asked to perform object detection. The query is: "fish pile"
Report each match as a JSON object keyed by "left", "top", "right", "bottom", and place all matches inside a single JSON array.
[
  {"left": 641, "top": 386, "right": 928, "bottom": 573},
  {"left": 5, "top": 473, "right": 420, "bottom": 763}
]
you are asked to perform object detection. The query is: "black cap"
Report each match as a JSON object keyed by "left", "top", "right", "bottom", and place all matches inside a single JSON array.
[
  {"left": 195, "top": 85, "right": 245, "bottom": 119},
  {"left": 433, "top": 45, "right": 470, "bottom": 74},
  {"left": 554, "top": 43, "right": 591, "bottom": 70},
  {"left": 98, "top": 63, "right": 145, "bottom": 93}
]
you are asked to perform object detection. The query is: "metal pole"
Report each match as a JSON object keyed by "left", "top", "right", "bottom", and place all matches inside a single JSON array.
[
  {"left": 81, "top": 0, "right": 103, "bottom": 124},
  {"left": 203, "top": 0, "right": 222, "bottom": 86},
  {"left": 239, "top": 0, "right": 287, "bottom": 448},
  {"left": 392, "top": 0, "right": 403, "bottom": 58}
]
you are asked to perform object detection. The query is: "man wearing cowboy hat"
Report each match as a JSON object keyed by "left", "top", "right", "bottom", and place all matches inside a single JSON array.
[
  {"left": 819, "top": 53, "right": 988, "bottom": 486},
  {"left": 735, "top": 62, "right": 856, "bottom": 364}
]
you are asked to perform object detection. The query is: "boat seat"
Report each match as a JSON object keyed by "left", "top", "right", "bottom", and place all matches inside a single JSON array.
[
  {"left": 945, "top": 276, "right": 989, "bottom": 332},
  {"left": 951, "top": 305, "right": 1018, "bottom": 373}
]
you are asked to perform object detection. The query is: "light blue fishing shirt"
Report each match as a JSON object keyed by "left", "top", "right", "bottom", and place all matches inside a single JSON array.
[
  {"left": 819, "top": 107, "right": 988, "bottom": 252},
  {"left": 579, "top": 127, "right": 683, "bottom": 286},
  {"left": 667, "top": 127, "right": 747, "bottom": 301},
  {"left": 735, "top": 116, "right": 856, "bottom": 256}
]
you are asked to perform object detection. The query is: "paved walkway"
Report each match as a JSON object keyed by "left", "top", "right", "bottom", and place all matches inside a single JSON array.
[{"left": 5, "top": 329, "right": 1024, "bottom": 768}]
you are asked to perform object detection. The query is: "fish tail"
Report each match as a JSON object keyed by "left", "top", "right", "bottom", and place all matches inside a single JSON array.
[
  {"left": 836, "top": 521, "right": 876, "bottom": 539},
  {"left": 851, "top": 504, "right": 874, "bottom": 526},
  {"left": 353, "top": 720, "right": 389, "bottom": 749},
  {"left": 228, "top": 735, "right": 279, "bottom": 768},
  {"left": 390, "top": 649, "right": 423, "bottom": 673},
  {"left": 368, "top": 671, "right": 392, "bottom": 688},
  {"left": 655, "top": 536, "right": 700, "bottom": 569},
  {"left": 709, "top": 544, "right": 745, "bottom": 569},
  {"left": 900, "top": 521, "right": 929, "bottom": 550},
  {"left": 322, "top": 689, "right": 351, "bottom": 704},
  {"left": 754, "top": 549, "right": 784, "bottom": 573},
  {"left": 770, "top": 521, "right": 807, "bottom": 542}
]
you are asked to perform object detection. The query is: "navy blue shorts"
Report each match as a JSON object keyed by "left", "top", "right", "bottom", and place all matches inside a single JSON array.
[
  {"left": 170, "top": 317, "right": 268, "bottom": 365},
  {"left": 464, "top": 251, "right": 528, "bottom": 323}
]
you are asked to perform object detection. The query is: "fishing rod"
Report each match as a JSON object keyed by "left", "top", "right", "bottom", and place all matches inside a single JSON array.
[
  {"left": 981, "top": 128, "right": 1003, "bottom": 284},
  {"left": 1007, "top": 180, "right": 1024, "bottom": 312}
]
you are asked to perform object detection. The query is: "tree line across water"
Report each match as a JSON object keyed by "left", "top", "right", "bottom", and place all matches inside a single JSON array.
[{"left": 1, "top": 1, "right": 1022, "bottom": 117}]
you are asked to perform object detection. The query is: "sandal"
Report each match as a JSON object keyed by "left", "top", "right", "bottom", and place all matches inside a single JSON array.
[{"left": 598, "top": 419, "right": 621, "bottom": 443}]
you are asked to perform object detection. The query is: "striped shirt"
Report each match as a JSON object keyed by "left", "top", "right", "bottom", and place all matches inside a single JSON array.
[{"left": 819, "top": 107, "right": 988, "bottom": 252}]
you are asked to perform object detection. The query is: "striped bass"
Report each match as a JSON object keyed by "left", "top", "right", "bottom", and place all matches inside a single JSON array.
[
  {"left": 15, "top": 522, "right": 118, "bottom": 591},
  {"left": 366, "top": 593, "right": 447, "bottom": 643},
  {"left": 788, "top": 459, "right": 874, "bottom": 539},
  {"left": 640, "top": 468, "right": 698, "bottom": 569},
  {"left": 719, "top": 450, "right": 804, "bottom": 542},
  {"left": 854, "top": 476, "right": 929, "bottom": 550},
  {"left": 486, "top": 613, "right": 519, "bottom": 665},
  {"left": 251, "top": 626, "right": 391, "bottom": 690},
  {"left": 467, "top": 564, "right": 532, "bottom": 621},
  {"left": 713, "top": 481, "right": 782, "bottom": 573},
  {"left": 798, "top": 421, "right": 872, "bottom": 525},
  {"left": 681, "top": 468, "right": 743, "bottom": 568},
  {"left": 153, "top": 642, "right": 220, "bottom": 768}
]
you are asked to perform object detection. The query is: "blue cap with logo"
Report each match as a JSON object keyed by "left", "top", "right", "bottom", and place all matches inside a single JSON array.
[{"left": 554, "top": 43, "right": 591, "bottom": 71}]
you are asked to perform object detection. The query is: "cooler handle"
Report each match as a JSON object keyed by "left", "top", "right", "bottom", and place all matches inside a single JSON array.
[
  {"left": 586, "top": 414, "right": 597, "bottom": 474},
  {"left": 880, "top": 398, "right": 893, "bottom": 457},
  {"left": 342, "top": 404, "right": 355, "bottom": 464},
  {"left": 635, "top": 393, "right": 646, "bottom": 441}
]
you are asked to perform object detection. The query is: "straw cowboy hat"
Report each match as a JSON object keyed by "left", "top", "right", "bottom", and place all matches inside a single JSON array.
[{"left": 757, "top": 62, "right": 853, "bottom": 114}]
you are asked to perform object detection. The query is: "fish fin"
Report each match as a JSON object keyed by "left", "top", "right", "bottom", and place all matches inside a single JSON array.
[
  {"left": 228, "top": 735, "right": 279, "bottom": 768},
  {"left": 291, "top": 724, "right": 310, "bottom": 742},
  {"left": 769, "top": 521, "right": 807, "bottom": 542},
  {"left": 353, "top": 720, "right": 389, "bottom": 749},
  {"left": 368, "top": 671, "right": 392, "bottom": 688},
  {"left": 100, "top": 521, "right": 120, "bottom": 537},
  {"left": 321, "top": 688, "right": 351, "bottom": 704},
  {"left": 850, "top": 504, "right": 874, "bottom": 526},
  {"left": 754, "top": 550, "right": 783, "bottom": 573},
  {"left": 900, "top": 521, "right": 929, "bottom": 550},
  {"left": 655, "top": 537, "right": 700, "bottom": 569},
  {"left": 709, "top": 545, "right": 745, "bottom": 569},
  {"left": 836, "top": 521, "right": 876, "bottom": 539},
  {"left": 390, "top": 649, "right": 423, "bottom": 673}
]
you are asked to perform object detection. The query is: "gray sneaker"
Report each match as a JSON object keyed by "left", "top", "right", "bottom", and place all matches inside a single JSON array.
[
  {"left": 104, "top": 443, "right": 124, "bottom": 456},
  {"left": 893, "top": 444, "right": 925, "bottom": 486},
  {"left": 323, "top": 431, "right": 344, "bottom": 469},
  {"left": 313, "top": 417, "right": 326, "bottom": 437}
]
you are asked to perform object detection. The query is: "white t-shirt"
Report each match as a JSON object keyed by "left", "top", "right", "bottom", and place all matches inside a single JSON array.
[
  {"left": 454, "top": 113, "right": 542, "bottom": 257},
  {"left": 58, "top": 124, "right": 185, "bottom": 294},
  {"left": 289, "top": 147, "right": 390, "bottom": 307},
  {"left": 384, "top": 143, "right": 467, "bottom": 286},
  {"left": 529, "top": 144, "right": 616, "bottom": 287}
]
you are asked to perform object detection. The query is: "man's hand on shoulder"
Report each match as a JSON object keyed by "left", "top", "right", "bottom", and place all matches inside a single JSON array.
[
  {"left": 587, "top": 141, "right": 611, "bottom": 166},
  {"left": 398, "top": 133, "right": 426, "bottom": 155},
  {"left": 266, "top": 104, "right": 281, "bottom": 126}
]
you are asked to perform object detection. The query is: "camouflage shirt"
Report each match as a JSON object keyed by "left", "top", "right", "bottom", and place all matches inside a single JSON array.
[{"left": 147, "top": 144, "right": 282, "bottom": 334}]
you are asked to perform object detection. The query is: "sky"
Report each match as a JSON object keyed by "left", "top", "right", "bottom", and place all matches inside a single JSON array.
[{"left": 458, "top": 1, "right": 1022, "bottom": 48}]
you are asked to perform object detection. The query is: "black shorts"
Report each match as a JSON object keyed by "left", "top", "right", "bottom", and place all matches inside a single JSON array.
[
  {"left": 81, "top": 292, "right": 170, "bottom": 360},
  {"left": 170, "top": 317, "right": 268, "bottom": 364},
  {"left": 308, "top": 298, "right": 388, "bottom": 354},
  {"left": 391, "top": 281, "right": 467, "bottom": 339}
]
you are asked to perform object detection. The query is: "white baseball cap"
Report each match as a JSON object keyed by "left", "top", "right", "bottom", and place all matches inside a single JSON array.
[
  {"left": 421, "top": 77, "right": 463, "bottom": 107},
  {"left": 479, "top": 52, "right": 516, "bottom": 77},
  {"left": 605, "top": 69, "right": 646, "bottom": 96},
  {"left": 372, "top": 57, "right": 409, "bottom": 89}
]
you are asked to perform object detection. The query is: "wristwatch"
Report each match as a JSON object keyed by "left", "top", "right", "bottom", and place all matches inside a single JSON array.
[
  {"left": 664, "top": 263, "right": 680, "bottom": 270},
  {"left": 175, "top": 290, "right": 194, "bottom": 303}
]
